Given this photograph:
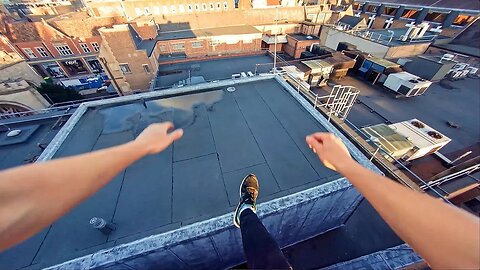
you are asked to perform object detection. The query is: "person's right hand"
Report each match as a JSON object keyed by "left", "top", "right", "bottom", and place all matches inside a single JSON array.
[
  {"left": 135, "top": 122, "right": 183, "bottom": 155},
  {"left": 306, "top": 132, "right": 354, "bottom": 172}
]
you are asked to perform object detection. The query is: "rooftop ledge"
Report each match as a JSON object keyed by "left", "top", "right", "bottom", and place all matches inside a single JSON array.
[{"left": 37, "top": 75, "right": 380, "bottom": 269}]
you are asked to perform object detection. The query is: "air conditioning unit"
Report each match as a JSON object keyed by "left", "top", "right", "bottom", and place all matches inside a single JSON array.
[
  {"left": 383, "top": 72, "right": 432, "bottom": 97},
  {"left": 388, "top": 119, "right": 451, "bottom": 161}
]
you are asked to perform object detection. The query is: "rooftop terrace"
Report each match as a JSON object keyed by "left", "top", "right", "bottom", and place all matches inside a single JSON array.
[{"left": 0, "top": 76, "right": 377, "bottom": 269}]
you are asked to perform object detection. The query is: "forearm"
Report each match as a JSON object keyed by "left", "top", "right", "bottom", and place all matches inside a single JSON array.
[
  {"left": 340, "top": 161, "right": 480, "bottom": 269},
  {"left": 0, "top": 141, "right": 148, "bottom": 251}
]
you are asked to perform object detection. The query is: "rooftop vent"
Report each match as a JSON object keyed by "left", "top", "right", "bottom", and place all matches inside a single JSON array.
[
  {"left": 411, "top": 121, "right": 425, "bottom": 128},
  {"left": 306, "top": 35, "right": 313, "bottom": 39},
  {"left": 6, "top": 129, "right": 22, "bottom": 137},
  {"left": 427, "top": 131, "right": 443, "bottom": 139}
]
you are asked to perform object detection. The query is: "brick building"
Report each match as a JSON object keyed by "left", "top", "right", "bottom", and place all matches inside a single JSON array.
[
  {"left": 98, "top": 21, "right": 263, "bottom": 94},
  {"left": 283, "top": 33, "right": 320, "bottom": 58},
  {"left": 1, "top": 11, "right": 125, "bottom": 84},
  {"left": 352, "top": 0, "right": 479, "bottom": 37}
]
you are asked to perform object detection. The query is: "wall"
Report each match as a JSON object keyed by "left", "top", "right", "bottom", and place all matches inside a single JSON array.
[
  {"left": 0, "top": 60, "right": 44, "bottom": 86},
  {"left": 154, "top": 35, "right": 262, "bottom": 59},
  {"left": 320, "top": 26, "right": 389, "bottom": 58},
  {"left": 323, "top": 244, "right": 423, "bottom": 269},
  {"left": 385, "top": 43, "right": 430, "bottom": 59},
  {"left": 99, "top": 25, "right": 155, "bottom": 94},
  {"left": 0, "top": 87, "right": 49, "bottom": 110}
]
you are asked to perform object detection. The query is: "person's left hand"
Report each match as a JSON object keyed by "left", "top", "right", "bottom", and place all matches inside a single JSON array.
[{"left": 135, "top": 122, "right": 183, "bottom": 154}]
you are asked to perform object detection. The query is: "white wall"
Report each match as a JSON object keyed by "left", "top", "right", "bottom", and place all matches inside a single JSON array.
[{"left": 320, "top": 26, "right": 389, "bottom": 58}]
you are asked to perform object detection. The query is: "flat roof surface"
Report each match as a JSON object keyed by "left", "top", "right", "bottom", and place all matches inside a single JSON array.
[
  {"left": 0, "top": 78, "right": 343, "bottom": 269},
  {"left": 315, "top": 76, "right": 480, "bottom": 155},
  {"left": 288, "top": 33, "right": 320, "bottom": 41},
  {"left": 155, "top": 54, "right": 274, "bottom": 88},
  {"left": 0, "top": 117, "right": 63, "bottom": 171}
]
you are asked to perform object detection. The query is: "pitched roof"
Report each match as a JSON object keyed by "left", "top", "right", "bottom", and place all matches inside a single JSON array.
[{"left": 5, "top": 21, "right": 66, "bottom": 43}]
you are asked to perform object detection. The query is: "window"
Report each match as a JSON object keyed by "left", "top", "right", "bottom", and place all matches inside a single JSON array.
[
  {"left": 194, "top": 4, "right": 199, "bottom": 11},
  {"left": 163, "top": 6, "right": 169, "bottom": 14},
  {"left": 179, "top": 4, "right": 184, "bottom": 13},
  {"left": 202, "top": 3, "right": 207, "bottom": 11},
  {"left": 142, "top": 64, "right": 150, "bottom": 73},
  {"left": 91, "top": 42, "right": 100, "bottom": 52},
  {"left": 209, "top": 3, "right": 214, "bottom": 10},
  {"left": 210, "top": 40, "right": 220, "bottom": 46},
  {"left": 22, "top": 48, "right": 36, "bottom": 58},
  {"left": 383, "top": 6, "right": 397, "bottom": 16},
  {"left": 144, "top": 7, "right": 151, "bottom": 15},
  {"left": 159, "top": 44, "right": 167, "bottom": 52},
  {"left": 366, "top": 4, "right": 378, "bottom": 13},
  {"left": 191, "top": 41, "right": 203, "bottom": 48},
  {"left": 55, "top": 44, "right": 73, "bottom": 56},
  {"left": 154, "top": 6, "right": 160, "bottom": 14},
  {"left": 119, "top": 63, "right": 131, "bottom": 74},
  {"left": 172, "top": 43, "right": 185, "bottom": 50},
  {"left": 216, "top": 2, "right": 221, "bottom": 10},
  {"left": 424, "top": 11, "right": 448, "bottom": 23},
  {"left": 135, "top": 7, "right": 142, "bottom": 16},
  {"left": 187, "top": 4, "right": 193, "bottom": 12},
  {"left": 80, "top": 43, "right": 91, "bottom": 53},
  {"left": 170, "top": 5, "right": 176, "bottom": 13},
  {"left": 35, "top": 47, "right": 49, "bottom": 57},
  {"left": 453, "top": 14, "right": 475, "bottom": 26},
  {"left": 401, "top": 9, "right": 420, "bottom": 19},
  {"left": 223, "top": 2, "right": 228, "bottom": 10}
]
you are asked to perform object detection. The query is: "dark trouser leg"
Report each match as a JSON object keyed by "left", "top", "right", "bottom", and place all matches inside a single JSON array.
[{"left": 240, "top": 208, "right": 291, "bottom": 269}]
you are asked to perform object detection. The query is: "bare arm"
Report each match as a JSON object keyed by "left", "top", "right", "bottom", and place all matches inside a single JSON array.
[
  {"left": 0, "top": 122, "right": 183, "bottom": 251},
  {"left": 306, "top": 133, "right": 480, "bottom": 269}
]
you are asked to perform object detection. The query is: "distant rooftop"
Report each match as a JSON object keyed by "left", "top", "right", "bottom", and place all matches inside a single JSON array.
[{"left": 288, "top": 33, "right": 320, "bottom": 41}]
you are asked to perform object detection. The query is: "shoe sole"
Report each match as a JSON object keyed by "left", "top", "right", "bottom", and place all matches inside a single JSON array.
[{"left": 233, "top": 174, "right": 256, "bottom": 228}]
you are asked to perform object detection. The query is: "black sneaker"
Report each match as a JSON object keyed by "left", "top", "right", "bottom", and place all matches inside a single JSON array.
[{"left": 233, "top": 174, "right": 259, "bottom": 228}]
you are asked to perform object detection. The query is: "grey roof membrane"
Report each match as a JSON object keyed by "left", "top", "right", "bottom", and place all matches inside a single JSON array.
[{"left": 0, "top": 79, "right": 343, "bottom": 269}]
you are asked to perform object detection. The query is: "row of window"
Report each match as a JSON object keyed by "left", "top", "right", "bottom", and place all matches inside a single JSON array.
[
  {"left": 21, "top": 42, "right": 100, "bottom": 59},
  {"left": 158, "top": 39, "right": 253, "bottom": 52},
  {"left": 357, "top": 4, "right": 476, "bottom": 26},
  {"left": 118, "top": 63, "right": 151, "bottom": 74},
  {"left": 134, "top": 2, "right": 229, "bottom": 16}
]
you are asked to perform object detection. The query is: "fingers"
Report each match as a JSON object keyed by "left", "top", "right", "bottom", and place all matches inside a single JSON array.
[
  {"left": 161, "top": 121, "right": 174, "bottom": 131},
  {"left": 312, "top": 132, "right": 334, "bottom": 142},
  {"left": 306, "top": 135, "right": 323, "bottom": 154},
  {"left": 168, "top": 129, "right": 184, "bottom": 141}
]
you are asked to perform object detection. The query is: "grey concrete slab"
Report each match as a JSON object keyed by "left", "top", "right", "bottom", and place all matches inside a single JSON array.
[
  {"left": 0, "top": 228, "right": 49, "bottom": 270},
  {"left": 207, "top": 91, "right": 265, "bottom": 173},
  {"left": 172, "top": 154, "right": 229, "bottom": 222},
  {"left": 255, "top": 80, "right": 340, "bottom": 183},
  {"left": 173, "top": 105, "right": 216, "bottom": 161},
  {"left": 33, "top": 132, "right": 133, "bottom": 266},
  {"left": 114, "top": 223, "right": 181, "bottom": 246},
  {"left": 223, "top": 163, "right": 280, "bottom": 206},
  {"left": 53, "top": 111, "right": 104, "bottom": 158},
  {"left": 169, "top": 237, "right": 221, "bottom": 269},
  {"left": 108, "top": 148, "right": 174, "bottom": 240},
  {"left": 233, "top": 84, "right": 319, "bottom": 190},
  {"left": 122, "top": 248, "right": 188, "bottom": 270}
]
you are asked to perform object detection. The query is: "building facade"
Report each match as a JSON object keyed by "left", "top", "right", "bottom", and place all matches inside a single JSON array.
[{"left": 352, "top": 1, "right": 479, "bottom": 37}]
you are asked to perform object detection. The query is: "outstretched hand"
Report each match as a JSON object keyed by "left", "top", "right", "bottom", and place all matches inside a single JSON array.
[
  {"left": 306, "top": 132, "right": 353, "bottom": 172},
  {"left": 135, "top": 122, "right": 183, "bottom": 154}
]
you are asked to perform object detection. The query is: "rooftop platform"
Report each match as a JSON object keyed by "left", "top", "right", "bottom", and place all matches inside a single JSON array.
[
  {"left": 0, "top": 76, "right": 377, "bottom": 269},
  {"left": 154, "top": 54, "right": 274, "bottom": 89}
]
